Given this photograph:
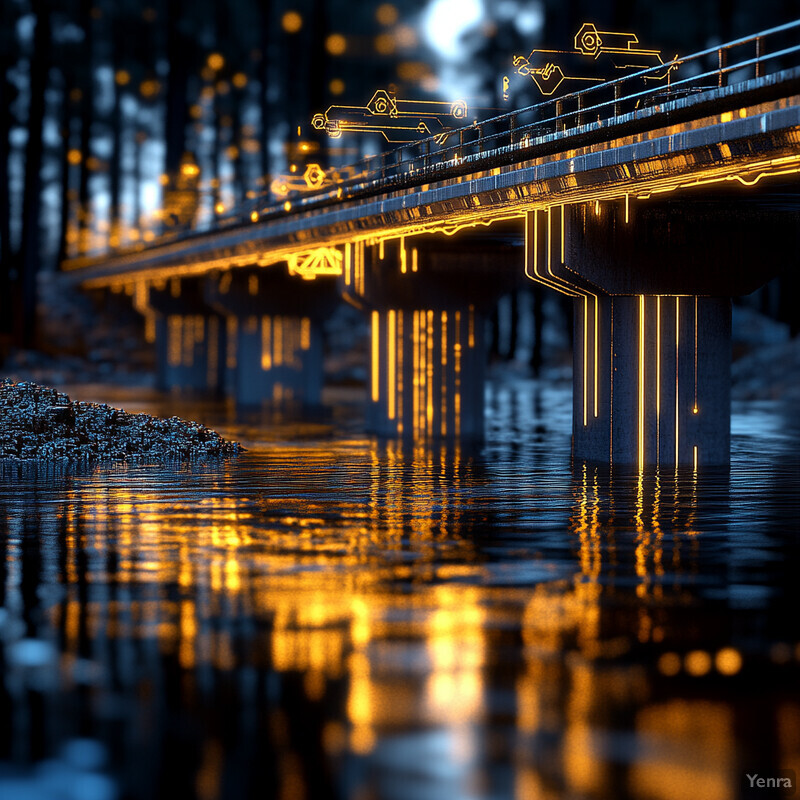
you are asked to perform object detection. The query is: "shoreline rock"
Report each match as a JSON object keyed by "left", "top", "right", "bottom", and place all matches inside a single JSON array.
[{"left": 0, "top": 380, "right": 241, "bottom": 462}]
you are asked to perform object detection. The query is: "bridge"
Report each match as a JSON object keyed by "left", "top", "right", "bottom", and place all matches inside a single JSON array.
[{"left": 63, "top": 21, "right": 800, "bottom": 469}]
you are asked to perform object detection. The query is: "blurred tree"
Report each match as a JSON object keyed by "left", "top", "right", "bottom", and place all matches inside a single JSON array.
[{"left": 18, "top": 0, "right": 52, "bottom": 347}]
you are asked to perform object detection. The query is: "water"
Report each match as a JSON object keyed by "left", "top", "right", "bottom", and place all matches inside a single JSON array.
[{"left": 1, "top": 380, "right": 799, "bottom": 800}]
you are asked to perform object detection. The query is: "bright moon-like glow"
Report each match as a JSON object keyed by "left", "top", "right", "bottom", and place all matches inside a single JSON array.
[{"left": 423, "top": 0, "right": 483, "bottom": 59}]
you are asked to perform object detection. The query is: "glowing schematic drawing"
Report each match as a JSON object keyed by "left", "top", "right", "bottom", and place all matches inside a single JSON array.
[
  {"left": 270, "top": 164, "right": 329, "bottom": 198},
  {"left": 513, "top": 22, "right": 678, "bottom": 96},
  {"left": 270, "top": 163, "right": 366, "bottom": 198},
  {"left": 312, "top": 89, "right": 468, "bottom": 144},
  {"left": 287, "top": 247, "right": 343, "bottom": 280}
]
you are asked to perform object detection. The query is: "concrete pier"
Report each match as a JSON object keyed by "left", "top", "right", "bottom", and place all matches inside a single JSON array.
[
  {"left": 206, "top": 268, "right": 335, "bottom": 407},
  {"left": 348, "top": 235, "right": 522, "bottom": 439},
  {"left": 528, "top": 194, "right": 798, "bottom": 468},
  {"left": 367, "top": 305, "right": 485, "bottom": 439},
  {"left": 148, "top": 280, "right": 227, "bottom": 395},
  {"left": 572, "top": 294, "right": 730, "bottom": 468}
]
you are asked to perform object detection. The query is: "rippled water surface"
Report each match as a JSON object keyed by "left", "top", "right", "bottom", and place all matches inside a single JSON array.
[{"left": 1, "top": 381, "right": 799, "bottom": 800}]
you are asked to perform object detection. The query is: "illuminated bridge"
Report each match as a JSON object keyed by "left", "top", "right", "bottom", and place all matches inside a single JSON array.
[{"left": 63, "top": 21, "right": 800, "bottom": 469}]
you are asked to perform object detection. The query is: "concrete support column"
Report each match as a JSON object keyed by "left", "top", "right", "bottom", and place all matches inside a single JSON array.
[
  {"left": 367, "top": 305, "right": 485, "bottom": 439},
  {"left": 347, "top": 232, "right": 523, "bottom": 440},
  {"left": 206, "top": 269, "right": 336, "bottom": 407},
  {"left": 148, "top": 280, "right": 227, "bottom": 395},
  {"left": 573, "top": 294, "right": 730, "bottom": 468},
  {"left": 154, "top": 313, "right": 227, "bottom": 394},
  {"left": 225, "top": 313, "right": 324, "bottom": 406}
]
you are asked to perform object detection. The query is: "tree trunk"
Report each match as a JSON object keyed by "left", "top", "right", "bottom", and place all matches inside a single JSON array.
[
  {"left": 0, "top": 2, "right": 18, "bottom": 346},
  {"left": 77, "top": 0, "right": 95, "bottom": 251},
  {"left": 17, "top": 0, "right": 52, "bottom": 347}
]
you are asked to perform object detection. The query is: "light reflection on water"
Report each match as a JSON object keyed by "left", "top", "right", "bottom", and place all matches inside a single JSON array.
[{"left": 1, "top": 381, "right": 799, "bottom": 800}]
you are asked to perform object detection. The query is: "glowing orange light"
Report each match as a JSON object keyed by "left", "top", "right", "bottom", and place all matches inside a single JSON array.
[
  {"left": 214, "top": 202, "right": 225, "bottom": 214},
  {"left": 67, "top": 149, "right": 82, "bottom": 166},
  {"left": 329, "top": 78, "right": 345, "bottom": 96},
  {"left": 232, "top": 72, "right": 248, "bottom": 89},
  {"left": 395, "top": 25, "right": 417, "bottom": 48},
  {"left": 326, "top": 34, "right": 347, "bottom": 56},
  {"left": 250, "top": 211, "right": 259, "bottom": 223},
  {"left": 283, "top": 200, "right": 291, "bottom": 212},
  {"left": 685, "top": 650, "right": 712, "bottom": 676},
  {"left": 139, "top": 79, "right": 160, "bottom": 98},
  {"left": 376, "top": 3, "right": 398, "bottom": 25},
  {"left": 375, "top": 34, "right": 395, "bottom": 55},
  {"left": 715, "top": 648, "right": 742, "bottom": 675},
  {"left": 282, "top": 11, "right": 302, "bottom": 33},
  {"left": 180, "top": 162, "right": 200, "bottom": 178},
  {"left": 207, "top": 52, "right": 225, "bottom": 71},
  {"left": 658, "top": 652, "right": 681, "bottom": 676},
  {"left": 115, "top": 69, "right": 130, "bottom": 86}
]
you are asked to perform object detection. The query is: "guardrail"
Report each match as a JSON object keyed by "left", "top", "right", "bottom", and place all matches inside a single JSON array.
[
  {"left": 69, "top": 19, "right": 800, "bottom": 260},
  {"left": 229, "top": 19, "right": 800, "bottom": 222}
]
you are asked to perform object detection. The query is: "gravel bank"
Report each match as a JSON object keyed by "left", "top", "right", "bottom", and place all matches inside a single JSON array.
[{"left": 0, "top": 380, "right": 241, "bottom": 461}]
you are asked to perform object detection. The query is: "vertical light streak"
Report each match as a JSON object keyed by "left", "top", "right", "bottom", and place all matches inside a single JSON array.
[
  {"left": 656, "top": 297, "right": 661, "bottom": 461},
  {"left": 168, "top": 315, "right": 182, "bottom": 367},
  {"left": 441, "top": 311, "right": 447, "bottom": 437},
  {"left": 300, "top": 317, "right": 311, "bottom": 350},
  {"left": 388, "top": 310, "right": 396, "bottom": 420},
  {"left": 454, "top": 311, "right": 462, "bottom": 437},
  {"left": 261, "top": 316, "right": 272, "bottom": 370},
  {"left": 412, "top": 247, "right": 418, "bottom": 272},
  {"left": 693, "top": 296, "right": 698, "bottom": 414},
  {"left": 400, "top": 237, "right": 406, "bottom": 273},
  {"left": 397, "top": 311, "right": 404, "bottom": 434},
  {"left": 583, "top": 295, "right": 588, "bottom": 427},
  {"left": 379, "top": 239, "right": 384, "bottom": 260},
  {"left": 638, "top": 294, "right": 645, "bottom": 472},
  {"left": 274, "top": 316, "right": 284, "bottom": 366},
  {"left": 593, "top": 295, "right": 599, "bottom": 418},
  {"left": 226, "top": 317, "right": 238, "bottom": 369},
  {"left": 693, "top": 445, "right": 698, "bottom": 471},
  {"left": 560, "top": 204, "right": 565, "bottom": 263},
  {"left": 413, "top": 311, "right": 420, "bottom": 437},
  {"left": 675, "top": 297, "right": 680, "bottom": 467},
  {"left": 207, "top": 317, "right": 219, "bottom": 388},
  {"left": 371, "top": 311, "right": 380, "bottom": 403},
  {"left": 426, "top": 310, "right": 434, "bottom": 431},
  {"left": 183, "top": 316, "right": 194, "bottom": 367},
  {"left": 344, "top": 242, "right": 352, "bottom": 286},
  {"left": 468, "top": 305, "right": 475, "bottom": 349},
  {"left": 609, "top": 302, "right": 614, "bottom": 463},
  {"left": 625, "top": 193, "right": 630, "bottom": 224}
]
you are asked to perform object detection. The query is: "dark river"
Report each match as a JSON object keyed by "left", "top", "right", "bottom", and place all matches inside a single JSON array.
[{"left": 1, "top": 380, "right": 799, "bottom": 800}]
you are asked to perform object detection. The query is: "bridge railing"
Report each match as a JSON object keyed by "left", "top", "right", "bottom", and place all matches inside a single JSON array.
[
  {"left": 92, "top": 19, "right": 800, "bottom": 253},
  {"left": 338, "top": 18, "right": 800, "bottom": 196}
]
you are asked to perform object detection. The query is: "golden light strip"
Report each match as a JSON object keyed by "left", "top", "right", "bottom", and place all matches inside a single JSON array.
[
  {"left": 638, "top": 294, "right": 645, "bottom": 472},
  {"left": 583, "top": 294, "right": 588, "bottom": 427},
  {"left": 593, "top": 295, "right": 599, "bottom": 418},
  {"left": 397, "top": 311, "right": 404, "bottom": 434},
  {"left": 388, "top": 310, "right": 396, "bottom": 420},
  {"left": 371, "top": 310, "right": 380, "bottom": 403},
  {"left": 441, "top": 311, "right": 447, "bottom": 437},
  {"left": 675, "top": 296, "right": 680, "bottom": 467},
  {"left": 693, "top": 296, "right": 699, "bottom": 414},
  {"left": 261, "top": 316, "right": 272, "bottom": 370},
  {"left": 656, "top": 296, "right": 661, "bottom": 462}
]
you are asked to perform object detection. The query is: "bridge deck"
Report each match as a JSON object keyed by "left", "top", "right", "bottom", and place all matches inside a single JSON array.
[{"left": 64, "top": 30, "right": 800, "bottom": 289}]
